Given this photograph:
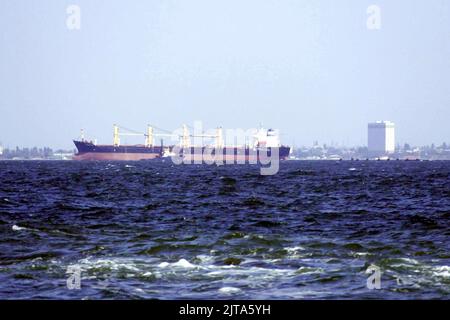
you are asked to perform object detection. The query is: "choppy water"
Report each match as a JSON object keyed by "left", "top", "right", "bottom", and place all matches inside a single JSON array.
[{"left": 0, "top": 160, "right": 449, "bottom": 299}]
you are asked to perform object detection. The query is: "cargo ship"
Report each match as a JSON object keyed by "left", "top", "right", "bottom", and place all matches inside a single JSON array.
[
  {"left": 73, "top": 126, "right": 164, "bottom": 160},
  {"left": 73, "top": 125, "right": 290, "bottom": 161}
]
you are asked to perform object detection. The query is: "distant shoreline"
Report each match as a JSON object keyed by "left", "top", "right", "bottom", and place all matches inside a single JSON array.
[{"left": 1, "top": 158, "right": 449, "bottom": 162}]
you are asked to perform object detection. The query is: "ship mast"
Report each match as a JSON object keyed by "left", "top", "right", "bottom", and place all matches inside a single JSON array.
[
  {"left": 145, "top": 125, "right": 154, "bottom": 147},
  {"left": 215, "top": 127, "right": 223, "bottom": 149},
  {"left": 113, "top": 124, "right": 120, "bottom": 146},
  {"left": 181, "top": 124, "right": 190, "bottom": 148}
]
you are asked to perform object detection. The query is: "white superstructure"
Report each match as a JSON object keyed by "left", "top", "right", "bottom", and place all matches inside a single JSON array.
[{"left": 254, "top": 128, "right": 281, "bottom": 148}]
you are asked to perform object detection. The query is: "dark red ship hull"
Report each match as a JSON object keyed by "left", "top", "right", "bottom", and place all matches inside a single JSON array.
[
  {"left": 73, "top": 141, "right": 291, "bottom": 162},
  {"left": 176, "top": 146, "right": 291, "bottom": 162},
  {"left": 73, "top": 140, "right": 163, "bottom": 161}
]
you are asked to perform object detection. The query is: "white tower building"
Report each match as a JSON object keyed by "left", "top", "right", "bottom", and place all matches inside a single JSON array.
[{"left": 368, "top": 121, "right": 395, "bottom": 157}]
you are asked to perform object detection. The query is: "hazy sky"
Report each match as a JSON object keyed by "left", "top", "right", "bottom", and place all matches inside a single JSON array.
[{"left": 0, "top": 0, "right": 449, "bottom": 149}]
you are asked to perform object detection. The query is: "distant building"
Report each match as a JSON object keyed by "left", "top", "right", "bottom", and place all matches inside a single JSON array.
[
  {"left": 0, "top": 144, "right": 3, "bottom": 156},
  {"left": 368, "top": 121, "right": 395, "bottom": 157}
]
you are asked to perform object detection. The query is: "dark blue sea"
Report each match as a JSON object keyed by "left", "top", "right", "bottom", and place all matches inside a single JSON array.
[{"left": 0, "top": 160, "right": 449, "bottom": 299}]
